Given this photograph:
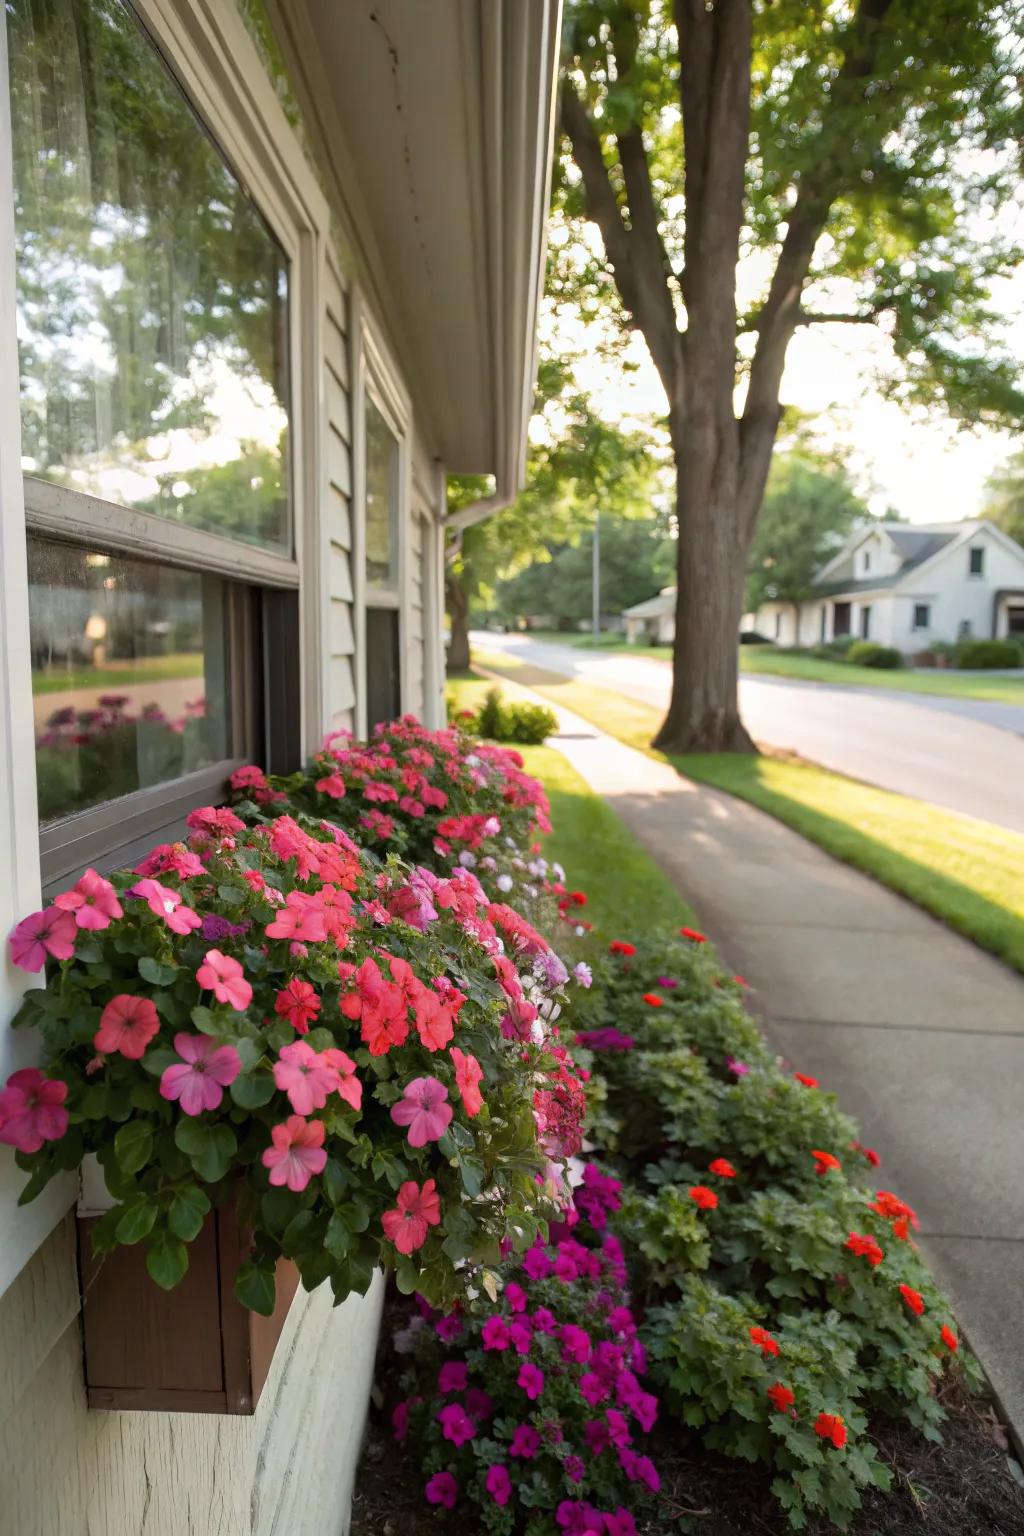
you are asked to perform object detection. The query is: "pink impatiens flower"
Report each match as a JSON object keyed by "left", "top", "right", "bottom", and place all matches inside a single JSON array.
[
  {"left": 261, "top": 1115, "right": 327, "bottom": 1191},
  {"left": 389, "top": 1076, "right": 452, "bottom": 1147},
  {"left": 450, "top": 1046, "right": 484, "bottom": 1117},
  {"left": 8, "top": 907, "right": 77, "bottom": 972},
  {"left": 273, "top": 1041, "right": 341, "bottom": 1115},
  {"left": 159, "top": 1032, "right": 241, "bottom": 1115},
  {"left": 195, "top": 949, "right": 253, "bottom": 1011},
  {"left": 0, "top": 1068, "right": 68, "bottom": 1152},
  {"left": 381, "top": 1178, "right": 441, "bottom": 1254},
  {"left": 322, "top": 1048, "right": 363, "bottom": 1112},
  {"left": 94, "top": 994, "right": 160, "bottom": 1060},
  {"left": 54, "top": 868, "right": 122, "bottom": 930},
  {"left": 129, "top": 878, "right": 202, "bottom": 936},
  {"left": 273, "top": 978, "right": 320, "bottom": 1034}
]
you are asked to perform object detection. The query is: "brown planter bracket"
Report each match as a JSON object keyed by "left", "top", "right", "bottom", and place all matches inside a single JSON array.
[{"left": 78, "top": 1206, "right": 300, "bottom": 1413}]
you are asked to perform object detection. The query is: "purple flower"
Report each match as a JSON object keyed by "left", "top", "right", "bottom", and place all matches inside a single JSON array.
[
  {"left": 424, "top": 1471, "right": 458, "bottom": 1508},
  {"left": 575, "top": 1027, "right": 635, "bottom": 1053},
  {"left": 580, "top": 1372, "right": 609, "bottom": 1407},
  {"left": 560, "top": 1324, "right": 592, "bottom": 1364},
  {"left": 532, "top": 1306, "right": 558, "bottom": 1335},
  {"left": 523, "top": 1243, "right": 552, "bottom": 1281},
  {"left": 573, "top": 961, "right": 593, "bottom": 988},
  {"left": 438, "top": 1360, "right": 468, "bottom": 1394},
  {"left": 556, "top": 1502, "right": 607, "bottom": 1534},
  {"left": 508, "top": 1319, "right": 533, "bottom": 1355},
  {"left": 485, "top": 1464, "right": 512, "bottom": 1506},
  {"left": 585, "top": 1419, "right": 611, "bottom": 1454},
  {"left": 435, "top": 1313, "right": 463, "bottom": 1342},
  {"left": 465, "top": 1387, "right": 493, "bottom": 1419},
  {"left": 505, "top": 1280, "right": 528, "bottom": 1313},
  {"left": 564, "top": 1455, "right": 585, "bottom": 1484},
  {"left": 481, "top": 1316, "right": 511, "bottom": 1352},
  {"left": 726, "top": 1055, "right": 750, "bottom": 1077},
  {"left": 657, "top": 975, "right": 678, "bottom": 988},
  {"left": 200, "top": 913, "right": 250, "bottom": 942},
  {"left": 518, "top": 1362, "right": 544, "bottom": 1400},
  {"left": 438, "top": 1402, "right": 475, "bottom": 1446},
  {"left": 509, "top": 1424, "right": 540, "bottom": 1459}
]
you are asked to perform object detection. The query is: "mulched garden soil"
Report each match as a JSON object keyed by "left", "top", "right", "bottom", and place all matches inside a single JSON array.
[{"left": 351, "top": 1368, "right": 1024, "bottom": 1536}]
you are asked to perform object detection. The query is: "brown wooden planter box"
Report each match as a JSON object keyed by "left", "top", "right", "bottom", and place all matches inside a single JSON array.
[{"left": 78, "top": 1206, "right": 299, "bottom": 1413}]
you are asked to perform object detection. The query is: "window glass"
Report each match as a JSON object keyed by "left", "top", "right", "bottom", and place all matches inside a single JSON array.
[
  {"left": 365, "top": 394, "right": 400, "bottom": 587},
  {"left": 969, "top": 547, "right": 984, "bottom": 575},
  {"left": 8, "top": 0, "right": 290, "bottom": 551},
  {"left": 29, "top": 536, "right": 232, "bottom": 826}
]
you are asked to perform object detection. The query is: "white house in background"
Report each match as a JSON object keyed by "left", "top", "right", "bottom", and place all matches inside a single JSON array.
[
  {"left": 623, "top": 584, "right": 677, "bottom": 644},
  {"left": 0, "top": 2, "right": 556, "bottom": 1531},
  {"left": 748, "top": 520, "right": 1024, "bottom": 652}
]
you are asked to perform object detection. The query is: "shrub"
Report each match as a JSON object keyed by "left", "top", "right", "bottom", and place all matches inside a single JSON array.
[
  {"left": 954, "top": 637, "right": 1023, "bottom": 669},
  {"left": 846, "top": 642, "right": 903, "bottom": 669},
  {"left": 739, "top": 631, "right": 774, "bottom": 645},
  {"left": 392, "top": 1170, "right": 659, "bottom": 1533},
  {"left": 475, "top": 687, "right": 558, "bottom": 746},
  {"left": 2, "top": 809, "right": 582, "bottom": 1312}
]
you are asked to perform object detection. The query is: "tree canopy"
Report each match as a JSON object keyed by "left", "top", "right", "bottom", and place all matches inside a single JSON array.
[
  {"left": 745, "top": 454, "right": 871, "bottom": 614},
  {"left": 981, "top": 450, "right": 1024, "bottom": 549},
  {"left": 491, "top": 512, "right": 675, "bottom": 627}
]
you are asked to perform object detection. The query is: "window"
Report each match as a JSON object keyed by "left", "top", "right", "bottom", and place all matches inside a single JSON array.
[
  {"left": 365, "top": 395, "right": 400, "bottom": 589},
  {"left": 860, "top": 605, "right": 872, "bottom": 640},
  {"left": 969, "top": 546, "right": 985, "bottom": 577},
  {"left": 912, "top": 603, "right": 931, "bottom": 631},
  {"left": 958, "top": 619, "right": 972, "bottom": 637},
  {"left": 819, "top": 606, "right": 827, "bottom": 641},
  {"left": 8, "top": 0, "right": 298, "bottom": 880},
  {"left": 774, "top": 612, "right": 782, "bottom": 639},
  {"left": 863, "top": 549, "right": 872, "bottom": 573}
]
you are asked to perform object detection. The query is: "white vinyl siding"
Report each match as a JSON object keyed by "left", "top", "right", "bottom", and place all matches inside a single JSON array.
[{"left": 324, "top": 253, "right": 357, "bottom": 732}]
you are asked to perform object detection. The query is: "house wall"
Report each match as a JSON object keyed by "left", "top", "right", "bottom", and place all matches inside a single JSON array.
[
  {"left": 0, "top": 2, "right": 451, "bottom": 1532},
  {"left": 889, "top": 528, "right": 1024, "bottom": 651}
]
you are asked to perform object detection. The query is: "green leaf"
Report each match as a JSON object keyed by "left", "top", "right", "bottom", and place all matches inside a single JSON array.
[
  {"left": 321, "top": 1159, "right": 350, "bottom": 1204},
  {"left": 139, "top": 956, "right": 178, "bottom": 987},
  {"left": 114, "top": 1120, "right": 154, "bottom": 1176},
  {"left": 338, "top": 1201, "right": 370, "bottom": 1234},
  {"left": 235, "top": 1260, "right": 276, "bottom": 1316},
  {"left": 230, "top": 1036, "right": 262, "bottom": 1072},
  {"left": 229, "top": 1071, "right": 276, "bottom": 1109},
  {"left": 190, "top": 1005, "right": 222, "bottom": 1037},
  {"left": 116, "top": 1196, "right": 158, "bottom": 1244},
  {"left": 167, "top": 1186, "right": 211, "bottom": 1242},
  {"left": 217, "top": 884, "right": 246, "bottom": 908},
  {"left": 146, "top": 1230, "right": 189, "bottom": 1289},
  {"left": 325, "top": 1211, "right": 351, "bottom": 1262},
  {"left": 173, "top": 1119, "right": 237, "bottom": 1182},
  {"left": 459, "top": 1154, "right": 484, "bottom": 1198},
  {"left": 141, "top": 1047, "right": 180, "bottom": 1078}
]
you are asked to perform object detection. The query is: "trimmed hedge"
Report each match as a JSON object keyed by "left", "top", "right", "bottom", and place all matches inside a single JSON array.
[
  {"left": 954, "top": 638, "right": 1023, "bottom": 669},
  {"left": 846, "top": 642, "right": 903, "bottom": 669}
]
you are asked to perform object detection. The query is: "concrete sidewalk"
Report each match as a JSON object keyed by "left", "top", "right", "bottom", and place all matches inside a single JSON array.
[{"left": 539, "top": 695, "right": 1024, "bottom": 1444}]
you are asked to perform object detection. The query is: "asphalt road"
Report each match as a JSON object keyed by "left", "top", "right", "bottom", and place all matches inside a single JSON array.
[{"left": 471, "top": 631, "right": 1024, "bottom": 835}]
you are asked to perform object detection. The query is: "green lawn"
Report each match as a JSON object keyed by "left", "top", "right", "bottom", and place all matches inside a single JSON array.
[
  {"left": 446, "top": 675, "right": 693, "bottom": 937},
  {"left": 469, "top": 645, "right": 1024, "bottom": 975},
  {"left": 739, "top": 645, "right": 1024, "bottom": 704},
  {"left": 32, "top": 652, "right": 205, "bottom": 696}
]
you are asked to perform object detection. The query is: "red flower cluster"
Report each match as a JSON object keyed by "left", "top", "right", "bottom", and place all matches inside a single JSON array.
[
  {"left": 687, "top": 1185, "right": 718, "bottom": 1211},
  {"left": 641, "top": 993, "right": 663, "bottom": 1008},
  {"left": 749, "top": 1326, "right": 780, "bottom": 1358},
  {"left": 814, "top": 1412, "right": 847, "bottom": 1449},
  {"left": 899, "top": 1284, "right": 925, "bottom": 1316},
  {"left": 609, "top": 941, "right": 636, "bottom": 956},
  {"left": 679, "top": 926, "right": 707, "bottom": 944},
  {"left": 868, "top": 1189, "right": 918, "bottom": 1242},
  {"left": 844, "top": 1231, "right": 884, "bottom": 1267},
  {"left": 793, "top": 1072, "right": 819, "bottom": 1089},
  {"left": 708, "top": 1158, "right": 737, "bottom": 1179},
  {"left": 767, "top": 1383, "right": 794, "bottom": 1413},
  {"left": 810, "top": 1149, "right": 841, "bottom": 1176}
]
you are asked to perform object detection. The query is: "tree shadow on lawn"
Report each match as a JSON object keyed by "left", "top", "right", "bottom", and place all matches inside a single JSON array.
[{"left": 674, "top": 752, "right": 1024, "bottom": 979}]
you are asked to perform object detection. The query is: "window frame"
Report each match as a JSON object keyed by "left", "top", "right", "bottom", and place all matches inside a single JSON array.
[
  {"left": 912, "top": 602, "right": 931, "bottom": 632},
  {"left": 968, "top": 546, "right": 985, "bottom": 577}
]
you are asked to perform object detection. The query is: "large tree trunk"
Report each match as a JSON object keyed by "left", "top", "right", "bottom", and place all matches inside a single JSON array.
[
  {"left": 654, "top": 456, "right": 756, "bottom": 753},
  {"left": 445, "top": 571, "right": 471, "bottom": 674}
]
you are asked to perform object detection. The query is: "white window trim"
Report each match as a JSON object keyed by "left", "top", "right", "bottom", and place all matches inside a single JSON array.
[
  {"left": 351, "top": 292, "right": 413, "bottom": 734},
  {"left": 0, "top": 0, "right": 332, "bottom": 1295}
]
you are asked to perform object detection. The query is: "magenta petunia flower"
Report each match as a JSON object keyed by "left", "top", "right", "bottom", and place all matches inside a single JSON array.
[
  {"left": 726, "top": 1056, "right": 750, "bottom": 1077},
  {"left": 159, "top": 1032, "right": 241, "bottom": 1115},
  {"left": 261, "top": 1115, "right": 327, "bottom": 1191},
  {"left": 560, "top": 1324, "right": 592, "bottom": 1364},
  {"left": 389, "top": 1076, "right": 452, "bottom": 1147},
  {"left": 0, "top": 1068, "right": 68, "bottom": 1152},
  {"left": 437, "top": 1402, "right": 475, "bottom": 1446},
  {"left": 481, "top": 1316, "right": 511, "bottom": 1352},
  {"left": 54, "top": 868, "right": 123, "bottom": 930},
  {"left": 485, "top": 1465, "right": 512, "bottom": 1507},
  {"left": 424, "top": 1471, "right": 458, "bottom": 1509},
  {"left": 438, "top": 1361, "right": 468, "bottom": 1395},
  {"left": 509, "top": 1424, "right": 540, "bottom": 1459},
  {"left": 8, "top": 907, "right": 77, "bottom": 972},
  {"left": 517, "top": 1362, "right": 544, "bottom": 1400},
  {"left": 195, "top": 948, "right": 252, "bottom": 1011}
]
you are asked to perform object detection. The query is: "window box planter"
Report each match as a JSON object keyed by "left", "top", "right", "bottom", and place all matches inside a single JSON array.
[{"left": 77, "top": 1202, "right": 299, "bottom": 1414}]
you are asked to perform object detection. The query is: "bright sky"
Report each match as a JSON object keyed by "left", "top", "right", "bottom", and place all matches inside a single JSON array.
[{"left": 556, "top": 237, "right": 1024, "bottom": 527}]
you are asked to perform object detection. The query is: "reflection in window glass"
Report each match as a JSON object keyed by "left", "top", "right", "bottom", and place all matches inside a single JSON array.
[
  {"left": 8, "top": 0, "right": 290, "bottom": 550},
  {"left": 28, "top": 537, "right": 232, "bottom": 825},
  {"left": 365, "top": 395, "right": 399, "bottom": 587}
]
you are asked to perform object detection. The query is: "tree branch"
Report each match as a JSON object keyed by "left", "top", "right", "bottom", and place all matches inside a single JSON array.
[
  {"left": 561, "top": 82, "right": 683, "bottom": 410},
  {"left": 738, "top": 0, "right": 898, "bottom": 536}
]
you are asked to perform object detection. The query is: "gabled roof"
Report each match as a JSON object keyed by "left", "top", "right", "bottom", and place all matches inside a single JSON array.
[
  {"left": 812, "top": 519, "right": 1024, "bottom": 592},
  {"left": 623, "top": 586, "right": 676, "bottom": 619}
]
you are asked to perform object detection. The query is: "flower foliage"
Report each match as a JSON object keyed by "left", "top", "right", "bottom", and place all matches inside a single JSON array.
[
  {"left": 568, "top": 929, "right": 973, "bottom": 1530},
  {"left": 229, "top": 715, "right": 551, "bottom": 869},
  {"left": 392, "top": 1172, "right": 656, "bottom": 1535},
  {"left": 2, "top": 803, "right": 582, "bottom": 1313}
]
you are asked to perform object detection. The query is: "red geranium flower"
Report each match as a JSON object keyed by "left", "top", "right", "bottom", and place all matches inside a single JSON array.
[
  {"left": 899, "top": 1284, "right": 925, "bottom": 1316},
  {"left": 749, "top": 1326, "right": 780, "bottom": 1358},
  {"left": 845, "top": 1231, "right": 884, "bottom": 1267},
  {"left": 811, "top": 1149, "right": 841, "bottom": 1176},
  {"left": 767, "top": 1383, "right": 794, "bottom": 1413},
  {"left": 642, "top": 993, "right": 663, "bottom": 1008},
  {"left": 708, "top": 1158, "right": 737, "bottom": 1179},
  {"left": 868, "top": 1190, "right": 918, "bottom": 1240},
  {"left": 609, "top": 941, "right": 636, "bottom": 956},
  {"left": 679, "top": 926, "right": 707, "bottom": 943},
  {"left": 814, "top": 1412, "right": 847, "bottom": 1449},
  {"left": 688, "top": 1185, "right": 718, "bottom": 1211},
  {"left": 941, "top": 1324, "right": 958, "bottom": 1352},
  {"left": 794, "top": 1072, "right": 819, "bottom": 1088}
]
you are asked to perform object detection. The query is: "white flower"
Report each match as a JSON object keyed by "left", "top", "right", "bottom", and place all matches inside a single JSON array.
[
  {"left": 496, "top": 874, "right": 514, "bottom": 892},
  {"left": 458, "top": 850, "right": 477, "bottom": 868}
]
